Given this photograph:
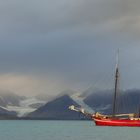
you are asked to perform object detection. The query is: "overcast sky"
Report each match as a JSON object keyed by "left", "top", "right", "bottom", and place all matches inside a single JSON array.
[{"left": 0, "top": 0, "right": 140, "bottom": 96}]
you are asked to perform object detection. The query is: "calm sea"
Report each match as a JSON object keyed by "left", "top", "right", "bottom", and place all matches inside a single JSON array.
[{"left": 0, "top": 120, "right": 139, "bottom": 140}]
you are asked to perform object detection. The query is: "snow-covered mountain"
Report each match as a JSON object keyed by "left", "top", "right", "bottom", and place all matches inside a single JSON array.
[
  {"left": 0, "top": 90, "right": 46, "bottom": 117},
  {"left": 3, "top": 89, "right": 140, "bottom": 119},
  {"left": 27, "top": 94, "right": 87, "bottom": 120},
  {"left": 6, "top": 98, "right": 46, "bottom": 117}
]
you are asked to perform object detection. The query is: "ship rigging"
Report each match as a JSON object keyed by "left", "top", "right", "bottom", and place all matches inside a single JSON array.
[{"left": 69, "top": 50, "right": 140, "bottom": 127}]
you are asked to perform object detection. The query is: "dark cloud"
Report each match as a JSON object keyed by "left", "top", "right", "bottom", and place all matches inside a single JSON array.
[{"left": 0, "top": 0, "right": 140, "bottom": 95}]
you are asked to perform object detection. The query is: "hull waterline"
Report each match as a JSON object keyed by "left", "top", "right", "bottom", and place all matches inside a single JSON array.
[{"left": 92, "top": 117, "right": 140, "bottom": 127}]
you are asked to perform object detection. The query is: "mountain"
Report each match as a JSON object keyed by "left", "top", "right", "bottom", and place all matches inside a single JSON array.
[
  {"left": 83, "top": 90, "right": 112, "bottom": 114},
  {"left": 0, "top": 106, "right": 17, "bottom": 117},
  {"left": 84, "top": 89, "right": 140, "bottom": 115},
  {"left": 27, "top": 95, "right": 87, "bottom": 120},
  {"left": 0, "top": 90, "right": 26, "bottom": 118},
  {"left": 14, "top": 97, "right": 46, "bottom": 117},
  {"left": 1, "top": 88, "right": 140, "bottom": 120},
  {"left": 0, "top": 90, "right": 45, "bottom": 117}
]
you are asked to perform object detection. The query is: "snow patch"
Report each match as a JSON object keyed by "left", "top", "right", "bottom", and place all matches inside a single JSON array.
[
  {"left": 6, "top": 98, "right": 46, "bottom": 117},
  {"left": 70, "top": 92, "right": 94, "bottom": 113}
]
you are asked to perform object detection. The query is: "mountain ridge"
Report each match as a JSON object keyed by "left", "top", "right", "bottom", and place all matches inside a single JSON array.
[{"left": 27, "top": 94, "right": 87, "bottom": 120}]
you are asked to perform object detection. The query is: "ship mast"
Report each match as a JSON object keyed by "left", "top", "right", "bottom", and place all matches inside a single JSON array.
[{"left": 112, "top": 50, "right": 119, "bottom": 117}]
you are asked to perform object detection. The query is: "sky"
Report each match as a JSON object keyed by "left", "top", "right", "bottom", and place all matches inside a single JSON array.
[{"left": 0, "top": 0, "right": 140, "bottom": 96}]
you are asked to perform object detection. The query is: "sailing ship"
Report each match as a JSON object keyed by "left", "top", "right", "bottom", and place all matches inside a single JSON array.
[{"left": 69, "top": 51, "right": 140, "bottom": 127}]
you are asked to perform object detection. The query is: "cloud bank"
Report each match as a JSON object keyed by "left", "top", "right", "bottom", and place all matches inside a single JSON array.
[{"left": 0, "top": 0, "right": 140, "bottom": 96}]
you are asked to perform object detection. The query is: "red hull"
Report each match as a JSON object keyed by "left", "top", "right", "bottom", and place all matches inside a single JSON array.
[{"left": 92, "top": 117, "right": 140, "bottom": 127}]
